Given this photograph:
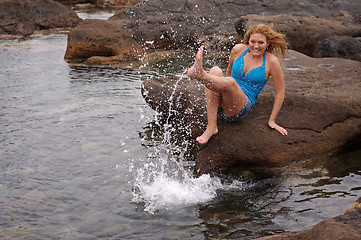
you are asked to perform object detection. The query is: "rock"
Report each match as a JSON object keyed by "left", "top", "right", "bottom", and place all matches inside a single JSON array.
[
  {"left": 141, "top": 75, "right": 207, "bottom": 133},
  {"left": 141, "top": 50, "right": 361, "bottom": 175},
  {"left": 0, "top": 0, "right": 81, "bottom": 37},
  {"left": 64, "top": 19, "right": 144, "bottom": 64},
  {"left": 111, "top": 0, "right": 361, "bottom": 54},
  {"left": 313, "top": 36, "right": 361, "bottom": 62},
  {"left": 94, "top": 0, "right": 145, "bottom": 8},
  {"left": 55, "top": 0, "right": 145, "bottom": 8},
  {"left": 64, "top": 0, "right": 361, "bottom": 64},
  {"left": 255, "top": 197, "right": 361, "bottom": 240}
]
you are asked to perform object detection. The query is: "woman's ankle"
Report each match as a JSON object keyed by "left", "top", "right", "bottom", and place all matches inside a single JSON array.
[{"left": 196, "top": 126, "right": 218, "bottom": 144}]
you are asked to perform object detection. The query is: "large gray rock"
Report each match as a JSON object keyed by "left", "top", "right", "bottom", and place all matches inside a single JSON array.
[
  {"left": 0, "top": 0, "right": 80, "bottom": 37},
  {"left": 141, "top": 50, "right": 361, "bottom": 175},
  {"left": 313, "top": 36, "right": 361, "bottom": 62},
  {"left": 64, "top": 19, "right": 144, "bottom": 64}
]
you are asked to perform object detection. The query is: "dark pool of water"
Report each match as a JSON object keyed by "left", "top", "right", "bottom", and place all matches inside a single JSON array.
[{"left": 0, "top": 11, "right": 360, "bottom": 240}]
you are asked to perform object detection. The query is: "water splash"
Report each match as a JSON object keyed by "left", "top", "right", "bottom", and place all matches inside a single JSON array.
[
  {"left": 131, "top": 71, "right": 234, "bottom": 214},
  {"left": 133, "top": 168, "right": 223, "bottom": 213}
]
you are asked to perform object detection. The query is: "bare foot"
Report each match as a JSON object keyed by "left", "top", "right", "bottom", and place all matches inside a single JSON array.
[
  {"left": 187, "top": 46, "right": 205, "bottom": 79},
  {"left": 196, "top": 127, "right": 218, "bottom": 144}
]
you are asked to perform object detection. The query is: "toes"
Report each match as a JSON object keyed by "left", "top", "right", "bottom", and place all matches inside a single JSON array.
[
  {"left": 196, "top": 136, "right": 207, "bottom": 145},
  {"left": 196, "top": 46, "right": 204, "bottom": 60}
]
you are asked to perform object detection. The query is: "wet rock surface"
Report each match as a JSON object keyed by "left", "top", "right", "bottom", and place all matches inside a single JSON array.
[
  {"left": 141, "top": 50, "right": 361, "bottom": 175},
  {"left": 255, "top": 197, "right": 361, "bottom": 240},
  {"left": 0, "top": 0, "right": 81, "bottom": 37}
]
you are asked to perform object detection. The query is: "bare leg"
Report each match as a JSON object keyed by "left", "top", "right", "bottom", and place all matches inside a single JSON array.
[
  {"left": 196, "top": 68, "right": 222, "bottom": 144},
  {"left": 187, "top": 46, "right": 239, "bottom": 92},
  {"left": 187, "top": 46, "right": 206, "bottom": 80},
  {"left": 188, "top": 47, "right": 247, "bottom": 144}
]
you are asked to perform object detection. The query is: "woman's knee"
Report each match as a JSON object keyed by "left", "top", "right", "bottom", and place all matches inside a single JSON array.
[
  {"left": 209, "top": 66, "right": 223, "bottom": 76},
  {"left": 223, "top": 77, "right": 241, "bottom": 92}
]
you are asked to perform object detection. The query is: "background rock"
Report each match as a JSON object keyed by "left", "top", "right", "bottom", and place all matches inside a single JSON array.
[
  {"left": 112, "top": 0, "right": 361, "bottom": 54},
  {"left": 55, "top": 0, "right": 145, "bottom": 8},
  {"left": 313, "top": 36, "right": 361, "bottom": 61},
  {"left": 63, "top": 0, "right": 361, "bottom": 64},
  {"left": 95, "top": 0, "right": 145, "bottom": 8},
  {"left": 0, "top": 0, "right": 80, "bottom": 37},
  {"left": 64, "top": 19, "right": 143, "bottom": 64}
]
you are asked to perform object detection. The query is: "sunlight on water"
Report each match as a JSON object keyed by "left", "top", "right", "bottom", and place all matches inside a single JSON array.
[{"left": 76, "top": 10, "right": 115, "bottom": 20}]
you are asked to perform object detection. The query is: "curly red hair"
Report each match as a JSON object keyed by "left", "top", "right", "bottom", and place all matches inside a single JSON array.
[{"left": 243, "top": 24, "right": 288, "bottom": 60}]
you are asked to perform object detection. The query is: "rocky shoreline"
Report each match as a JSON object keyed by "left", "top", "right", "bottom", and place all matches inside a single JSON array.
[{"left": 256, "top": 197, "right": 361, "bottom": 240}]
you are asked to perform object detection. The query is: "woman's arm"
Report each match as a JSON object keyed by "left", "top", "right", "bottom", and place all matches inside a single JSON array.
[{"left": 268, "top": 55, "right": 288, "bottom": 136}]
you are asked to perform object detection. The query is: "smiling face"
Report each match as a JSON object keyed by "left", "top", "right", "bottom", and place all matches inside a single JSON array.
[{"left": 248, "top": 33, "right": 269, "bottom": 56}]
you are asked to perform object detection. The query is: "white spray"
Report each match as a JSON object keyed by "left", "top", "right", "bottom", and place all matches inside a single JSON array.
[{"left": 131, "top": 72, "right": 243, "bottom": 214}]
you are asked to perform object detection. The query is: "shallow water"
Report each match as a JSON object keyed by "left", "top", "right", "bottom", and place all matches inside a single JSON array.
[{"left": 1, "top": 10, "right": 360, "bottom": 240}]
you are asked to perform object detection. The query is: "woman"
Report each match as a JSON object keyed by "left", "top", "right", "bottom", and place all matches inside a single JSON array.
[{"left": 187, "top": 24, "right": 288, "bottom": 144}]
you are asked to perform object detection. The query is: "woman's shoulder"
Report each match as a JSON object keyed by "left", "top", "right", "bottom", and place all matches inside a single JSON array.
[
  {"left": 266, "top": 52, "right": 281, "bottom": 65},
  {"left": 230, "top": 44, "right": 248, "bottom": 61},
  {"left": 231, "top": 43, "right": 248, "bottom": 54}
]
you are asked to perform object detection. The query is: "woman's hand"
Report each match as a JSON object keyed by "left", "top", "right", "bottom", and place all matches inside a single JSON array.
[{"left": 268, "top": 120, "right": 288, "bottom": 136}]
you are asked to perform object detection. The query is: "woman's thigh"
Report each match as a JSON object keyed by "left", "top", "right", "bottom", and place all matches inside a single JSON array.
[
  {"left": 220, "top": 78, "right": 247, "bottom": 116},
  {"left": 207, "top": 67, "right": 247, "bottom": 116}
]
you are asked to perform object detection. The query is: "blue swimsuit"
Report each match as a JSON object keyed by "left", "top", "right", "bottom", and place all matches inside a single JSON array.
[
  {"left": 231, "top": 48, "right": 267, "bottom": 106},
  {"left": 218, "top": 49, "right": 267, "bottom": 122}
]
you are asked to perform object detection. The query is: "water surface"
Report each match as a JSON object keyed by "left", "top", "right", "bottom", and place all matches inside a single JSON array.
[{"left": 0, "top": 10, "right": 360, "bottom": 240}]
